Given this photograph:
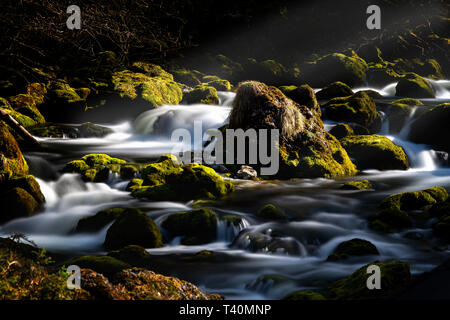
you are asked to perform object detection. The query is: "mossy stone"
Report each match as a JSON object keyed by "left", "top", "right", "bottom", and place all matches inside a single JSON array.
[
  {"left": 76, "top": 208, "right": 126, "bottom": 233},
  {"left": 68, "top": 255, "right": 131, "bottom": 279},
  {"left": 81, "top": 154, "right": 126, "bottom": 167},
  {"left": 316, "top": 81, "right": 354, "bottom": 100},
  {"left": 107, "top": 245, "right": 150, "bottom": 266},
  {"left": 0, "top": 187, "right": 40, "bottom": 223},
  {"left": 104, "top": 208, "right": 163, "bottom": 250},
  {"left": 395, "top": 73, "right": 435, "bottom": 98},
  {"left": 282, "top": 290, "right": 326, "bottom": 301},
  {"left": 182, "top": 85, "right": 219, "bottom": 105},
  {"left": 341, "top": 180, "right": 372, "bottom": 190},
  {"left": 330, "top": 123, "right": 354, "bottom": 139},
  {"left": 327, "top": 238, "right": 379, "bottom": 261},
  {"left": 0, "top": 121, "right": 28, "bottom": 176},
  {"left": 257, "top": 204, "right": 287, "bottom": 220},
  {"left": 162, "top": 208, "right": 218, "bottom": 245}
]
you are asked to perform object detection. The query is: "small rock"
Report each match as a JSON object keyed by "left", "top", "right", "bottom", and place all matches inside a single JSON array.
[{"left": 237, "top": 165, "right": 257, "bottom": 180}]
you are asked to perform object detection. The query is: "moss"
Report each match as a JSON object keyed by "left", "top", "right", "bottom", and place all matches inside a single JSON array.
[
  {"left": 369, "top": 208, "right": 413, "bottom": 233},
  {"left": 120, "top": 165, "right": 138, "bottom": 180},
  {"left": 182, "top": 85, "right": 219, "bottom": 105},
  {"left": 278, "top": 84, "right": 321, "bottom": 117},
  {"left": 125, "top": 178, "right": 143, "bottom": 192},
  {"left": 107, "top": 245, "right": 150, "bottom": 266},
  {"left": 111, "top": 70, "right": 183, "bottom": 107},
  {"left": 379, "top": 186, "right": 448, "bottom": 211},
  {"left": 220, "top": 215, "right": 243, "bottom": 227},
  {"left": 75, "top": 88, "right": 91, "bottom": 100},
  {"left": 323, "top": 91, "right": 380, "bottom": 131},
  {"left": 316, "top": 81, "right": 353, "bottom": 100},
  {"left": 142, "top": 156, "right": 182, "bottom": 185},
  {"left": 104, "top": 208, "right": 163, "bottom": 250},
  {"left": 341, "top": 180, "right": 372, "bottom": 190},
  {"left": 3, "top": 175, "right": 45, "bottom": 204},
  {"left": 76, "top": 208, "right": 126, "bottom": 233},
  {"left": 171, "top": 69, "right": 204, "bottom": 87},
  {"left": 327, "top": 261, "right": 411, "bottom": 299},
  {"left": 63, "top": 160, "right": 90, "bottom": 174},
  {"left": 29, "top": 123, "right": 79, "bottom": 138},
  {"left": 395, "top": 73, "right": 435, "bottom": 98},
  {"left": 78, "top": 122, "right": 113, "bottom": 138},
  {"left": 329, "top": 123, "right": 354, "bottom": 139},
  {"left": 0, "top": 121, "right": 28, "bottom": 176},
  {"left": 131, "top": 183, "right": 178, "bottom": 201},
  {"left": 327, "top": 239, "right": 379, "bottom": 261},
  {"left": 0, "top": 187, "right": 40, "bottom": 223},
  {"left": 2, "top": 108, "right": 37, "bottom": 128},
  {"left": 68, "top": 256, "right": 131, "bottom": 279},
  {"left": 391, "top": 98, "right": 423, "bottom": 106},
  {"left": 202, "top": 75, "right": 232, "bottom": 91},
  {"left": 257, "top": 204, "right": 287, "bottom": 220},
  {"left": 47, "top": 80, "right": 84, "bottom": 104},
  {"left": 340, "top": 135, "right": 409, "bottom": 170},
  {"left": 81, "top": 154, "right": 126, "bottom": 167},
  {"left": 386, "top": 103, "right": 414, "bottom": 134},
  {"left": 131, "top": 62, "right": 174, "bottom": 81},
  {"left": 282, "top": 290, "right": 326, "bottom": 301},
  {"left": 161, "top": 208, "right": 218, "bottom": 245},
  {"left": 8, "top": 93, "right": 46, "bottom": 125}
]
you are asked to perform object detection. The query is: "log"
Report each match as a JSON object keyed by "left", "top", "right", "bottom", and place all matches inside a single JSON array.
[{"left": 0, "top": 108, "right": 41, "bottom": 147}]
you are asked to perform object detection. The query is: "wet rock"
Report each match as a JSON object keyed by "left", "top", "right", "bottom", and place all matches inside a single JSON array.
[
  {"left": 68, "top": 255, "right": 131, "bottom": 279},
  {"left": 278, "top": 84, "right": 321, "bottom": 117},
  {"left": 435, "top": 151, "right": 449, "bottom": 167},
  {"left": 78, "top": 122, "right": 113, "bottom": 138},
  {"left": 257, "top": 204, "right": 287, "bottom": 220},
  {"left": 161, "top": 208, "right": 218, "bottom": 245},
  {"left": 340, "top": 180, "right": 372, "bottom": 190},
  {"left": 323, "top": 91, "right": 381, "bottom": 132},
  {"left": 326, "top": 238, "right": 379, "bottom": 261},
  {"left": 202, "top": 75, "right": 232, "bottom": 91},
  {"left": 63, "top": 154, "right": 126, "bottom": 182},
  {"left": 75, "top": 208, "right": 126, "bottom": 233},
  {"left": 408, "top": 103, "right": 450, "bottom": 152},
  {"left": 107, "top": 245, "right": 151, "bottom": 266},
  {"left": 119, "top": 165, "right": 138, "bottom": 180},
  {"left": 327, "top": 261, "right": 411, "bottom": 299},
  {"left": 316, "top": 81, "right": 353, "bottom": 100},
  {"left": 171, "top": 68, "right": 204, "bottom": 87},
  {"left": 232, "top": 231, "right": 304, "bottom": 256},
  {"left": 0, "top": 121, "right": 29, "bottom": 176},
  {"left": 103, "top": 208, "right": 163, "bottom": 250},
  {"left": 237, "top": 165, "right": 257, "bottom": 180},
  {"left": 228, "top": 81, "right": 356, "bottom": 179},
  {"left": 28, "top": 123, "right": 79, "bottom": 138},
  {"left": 395, "top": 73, "right": 435, "bottom": 98},
  {"left": 0, "top": 187, "right": 41, "bottom": 223},
  {"left": 340, "top": 135, "right": 409, "bottom": 170}
]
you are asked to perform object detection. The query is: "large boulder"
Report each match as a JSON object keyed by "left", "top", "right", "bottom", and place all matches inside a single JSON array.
[
  {"left": 395, "top": 73, "right": 435, "bottom": 98},
  {"left": 326, "top": 238, "right": 379, "bottom": 261},
  {"left": 408, "top": 103, "right": 450, "bottom": 152},
  {"left": 323, "top": 91, "right": 381, "bottom": 132},
  {"left": 161, "top": 208, "right": 218, "bottom": 245},
  {"left": 340, "top": 135, "right": 409, "bottom": 171},
  {"left": 182, "top": 85, "right": 219, "bottom": 105},
  {"left": 103, "top": 208, "right": 163, "bottom": 250},
  {"left": 0, "top": 121, "right": 28, "bottom": 177},
  {"left": 75, "top": 208, "right": 126, "bottom": 233},
  {"left": 228, "top": 81, "right": 357, "bottom": 179},
  {"left": 316, "top": 81, "right": 354, "bottom": 100},
  {"left": 327, "top": 261, "right": 411, "bottom": 299},
  {"left": 278, "top": 84, "right": 321, "bottom": 117}
]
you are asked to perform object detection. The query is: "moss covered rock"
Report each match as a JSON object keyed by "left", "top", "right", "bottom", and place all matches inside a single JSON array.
[
  {"left": 8, "top": 93, "right": 46, "bottom": 126},
  {"left": 305, "top": 52, "right": 368, "bottom": 87},
  {"left": 0, "top": 187, "right": 41, "bottom": 223},
  {"left": 257, "top": 204, "right": 287, "bottom": 220},
  {"left": 369, "top": 208, "right": 413, "bottom": 233},
  {"left": 408, "top": 103, "right": 450, "bottom": 152},
  {"left": 282, "top": 290, "right": 326, "bottom": 301},
  {"left": 329, "top": 123, "right": 354, "bottom": 139},
  {"left": 182, "top": 85, "right": 219, "bottom": 105},
  {"left": 0, "top": 121, "right": 29, "bottom": 176},
  {"left": 395, "top": 73, "right": 435, "bottom": 98},
  {"left": 278, "top": 84, "right": 321, "bottom": 117},
  {"left": 28, "top": 123, "right": 79, "bottom": 138},
  {"left": 171, "top": 69, "right": 204, "bottom": 87},
  {"left": 323, "top": 91, "right": 381, "bottom": 132},
  {"left": 228, "top": 81, "right": 357, "bottom": 179},
  {"left": 42, "top": 80, "right": 86, "bottom": 122},
  {"left": 341, "top": 180, "right": 372, "bottom": 190},
  {"left": 75, "top": 208, "right": 126, "bottom": 233},
  {"left": 107, "top": 245, "right": 150, "bottom": 266},
  {"left": 2, "top": 175, "right": 45, "bottom": 204},
  {"left": 327, "top": 261, "right": 411, "bottom": 299},
  {"left": 68, "top": 256, "right": 131, "bottom": 279},
  {"left": 202, "top": 75, "right": 232, "bottom": 91},
  {"left": 327, "top": 239, "right": 379, "bottom": 261},
  {"left": 103, "top": 208, "right": 163, "bottom": 250},
  {"left": 63, "top": 154, "right": 127, "bottom": 183},
  {"left": 340, "top": 135, "right": 409, "bottom": 170},
  {"left": 161, "top": 208, "right": 218, "bottom": 245},
  {"left": 316, "top": 81, "right": 354, "bottom": 100}
]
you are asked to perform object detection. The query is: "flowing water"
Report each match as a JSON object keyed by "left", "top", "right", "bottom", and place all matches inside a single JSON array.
[{"left": 1, "top": 83, "right": 450, "bottom": 299}]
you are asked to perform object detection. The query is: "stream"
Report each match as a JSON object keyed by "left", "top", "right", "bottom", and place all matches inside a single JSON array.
[{"left": 1, "top": 83, "right": 450, "bottom": 300}]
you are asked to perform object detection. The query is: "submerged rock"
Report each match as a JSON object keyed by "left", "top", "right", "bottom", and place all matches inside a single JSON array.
[
  {"left": 327, "top": 261, "right": 411, "bottom": 299},
  {"left": 408, "top": 103, "right": 450, "bottom": 152},
  {"left": 323, "top": 91, "right": 381, "bottom": 132},
  {"left": 257, "top": 204, "right": 287, "bottom": 220},
  {"left": 75, "top": 208, "right": 126, "bottom": 233},
  {"left": 228, "top": 81, "right": 357, "bottom": 179},
  {"left": 340, "top": 180, "right": 372, "bottom": 190},
  {"left": 161, "top": 208, "right": 218, "bottom": 245},
  {"left": 326, "top": 238, "right": 379, "bottom": 261},
  {"left": 340, "top": 135, "right": 409, "bottom": 171},
  {"left": 395, "top": 73, "right": 435, "bottom": 98},
  {"left": 68, "top": 255, "right": 131, "bottom": 279},
  {"left": 103, "top": 208, "right": 163, "bottom": 250},
  {"left": 282, "top": 290, "right": 326, "bottom": 301}
]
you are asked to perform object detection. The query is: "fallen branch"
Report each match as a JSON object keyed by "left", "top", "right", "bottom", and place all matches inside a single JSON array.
[{"left": 0, "top": 107, "right": 41, "bottom": 147}]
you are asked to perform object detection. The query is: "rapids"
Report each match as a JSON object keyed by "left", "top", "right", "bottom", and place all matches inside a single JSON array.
[{"left": 1, "top": 83, "right": 450, "bottom": 299}]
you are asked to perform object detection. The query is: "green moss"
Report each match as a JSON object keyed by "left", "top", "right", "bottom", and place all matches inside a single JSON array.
[
  {"left": 316, "top": 81, "right": 353, "bottom": 100},
  {"left": 81, "top": 154, "right": 126, "bottom": 167},
  {"left": 47, "top": 80, "right": 84, "bottom": 104},
  {"left": 379, "top": 186, "right": 448, "bottom": 211},
  {"left": 327, "top": 239, "right": 379, "bottom": 261},
  {"left": 68, "top": 255, "right": 130, "bottom": 279},
  {"left": 182, "top": 85, "right": 219, "bottom": 105},
  {"left": 202, "top": 75, "right": 232, "bottom": 91},
  {"left": 8, "top": 93, "right": 46, "bottom": 125},
  {"left": 340, "top": 135, "right": 409, "bottom": 170},
  {"left": 278, "top": 84, "right": 321, "bottom": 116},
  {"left": 63, "top": 160, "right": 90, "bottom": 173},
  {"left": 161, "top": 208, "right": 218, "bottom": 245},
  {"left": 103, "top": 208, "right": 163, "bottom": 250},
  {"left": 327, "top": 261, "right": 411, "bottom": 299},
  {"left": 395, "top": 73, "right": 435, "bottom": 98},
  {"left": 131, "top": 62, "right": 174, "bottom": 81},
  {"left": 369, "top": 208, "right": 413, "bottom": 233},
  {"left": 341, "top": 180, "right": 372, "bottom": 190},
  {"left": 329, "top": 123, "right": 354, "bottom": 139},
  {"left": 4, "top": 175, "right": 45, "bottom": 204},
  {"left": 111, "top": 70, "right": 182, "bottom": 107},
  {"left": 29, "top": 123, "right": 79, "bottom": 138},
  {"left": 0, "top": 121, "right": 28, "bottom": 176},
  {"left": 76, "top": 208, "right": 126, "bottom": 233},
  {"left": 78, "top": 122, "right": 113, "bottom": 138},
  {"left": 220, "top": 215, "right": 243, "bottom": 227},
  {"left": 282, "top": 290, "right": 326, "bottom": 301},
  {"left": 107, "top": 245, "right": 150, "bottom": 266},
  {"left": 171, "top": 69, "right": 203, "bottom": 87},
  {"left": 391, "top": 98, "right": 423, "bottom": 106},
  {"left": 323, "top": 91, "right": 380, "bottom": 131},
  {"left": 257, "top": 204, "right": 287, "bottom": 220},
  {"left": 125, "top": 178, "right": 143, "bottom": 192}
]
